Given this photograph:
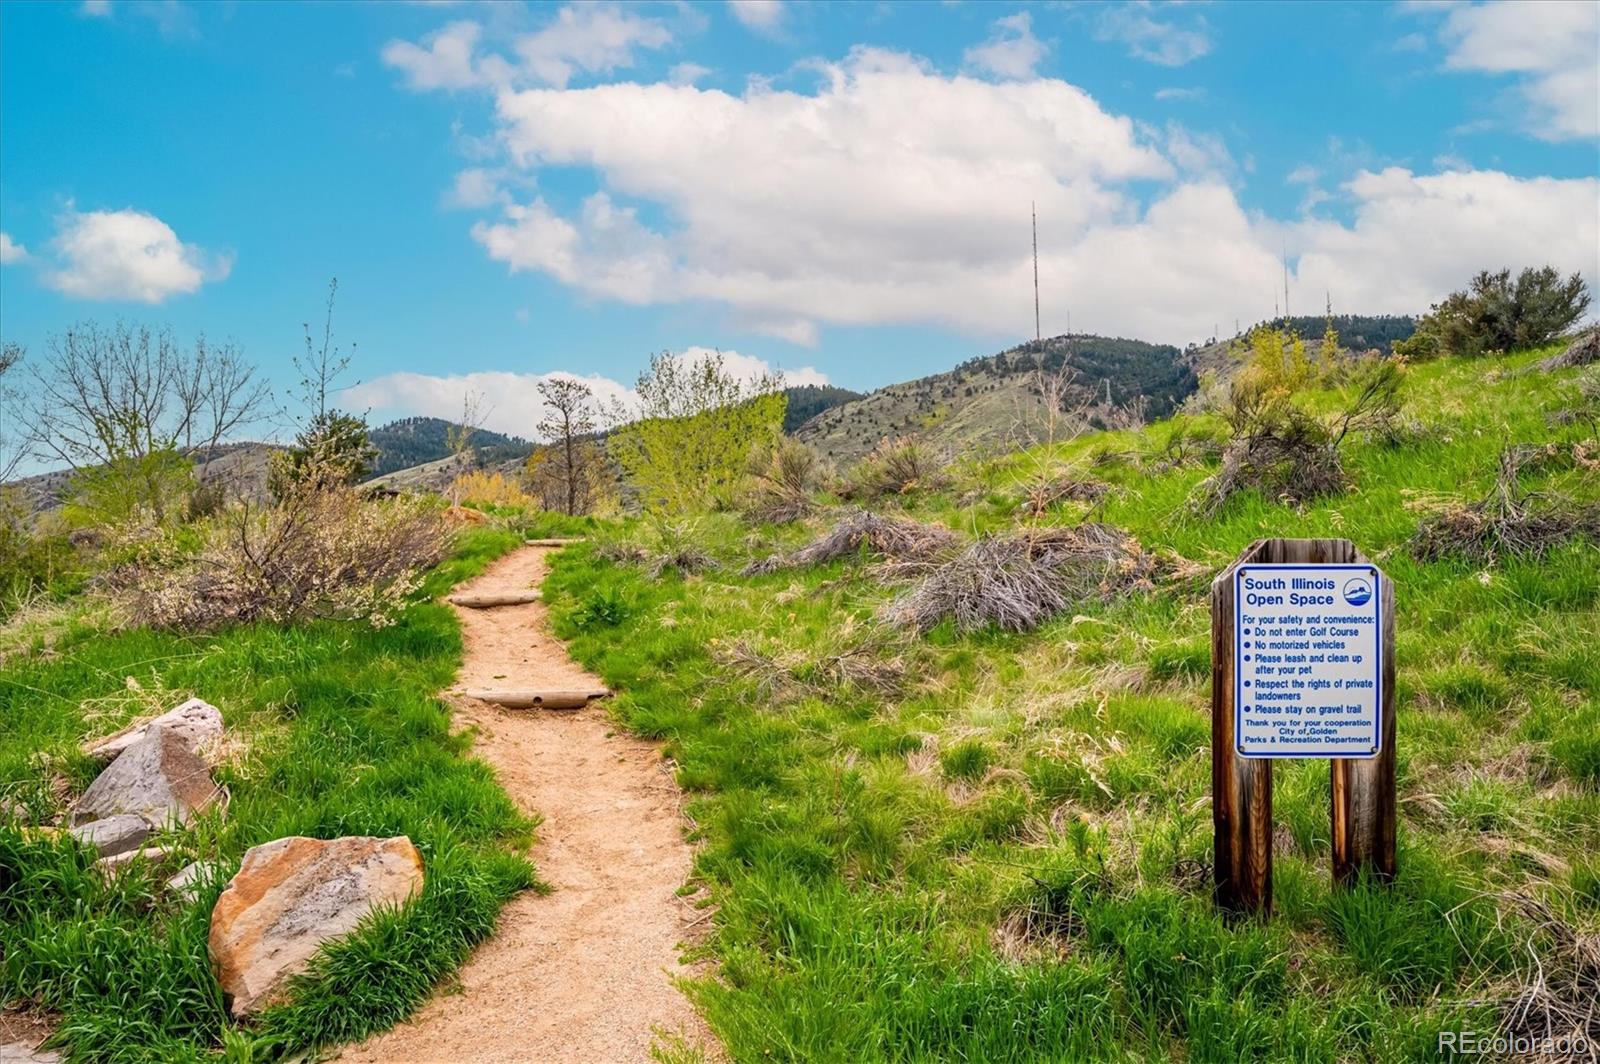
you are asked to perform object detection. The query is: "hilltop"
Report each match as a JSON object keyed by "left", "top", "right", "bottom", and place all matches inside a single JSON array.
[
  {"left": 795, "top": 333, "right": 1197, "bottom": 462},
  {"left": 367, "top": 417, "right": 536, "bottom": 478}
]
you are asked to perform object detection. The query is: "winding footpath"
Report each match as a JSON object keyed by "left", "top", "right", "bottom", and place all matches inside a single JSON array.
[{"left": 339, "top": 545, "right": 717, "bottom": 1063}]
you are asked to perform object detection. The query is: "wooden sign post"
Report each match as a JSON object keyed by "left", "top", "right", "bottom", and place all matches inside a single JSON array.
[{"left": 1211, "top": 538, "right": 1396, "bottom": 916}]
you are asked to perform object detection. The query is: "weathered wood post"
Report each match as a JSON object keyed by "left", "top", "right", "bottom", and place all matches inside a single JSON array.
[{"left": 1212, "top": 538, "right": 1395, "bottom": 916}]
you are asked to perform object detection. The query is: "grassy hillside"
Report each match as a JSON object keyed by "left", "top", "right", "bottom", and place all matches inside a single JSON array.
[
  {"left": 367, "top": 417, "right": 535, "bottom": 479},
  {"left": 797, "top": 334, "right": 1196, "bottom": 464},
  {"left": 545, "top": 344, "right": 1597, "bottom": 1061}
]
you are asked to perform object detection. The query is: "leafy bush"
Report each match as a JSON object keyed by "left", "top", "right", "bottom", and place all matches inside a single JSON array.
[{"left": 1396, "top": 266, "right": 1591, "bottom": 360}]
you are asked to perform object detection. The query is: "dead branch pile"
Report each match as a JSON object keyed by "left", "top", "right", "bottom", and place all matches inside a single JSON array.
[
  {"left": 1492, "top": 893, "right": 1600, "bottom": 1056},
  {"left": 1537, "top": 327, "right": 1600, "bottom": 372},
  {"left": 1412, "top": 445, "right": 1600, "bottom": 564},
  {"left": 744, "top": 509, "right": 958, "bottom": 575},
  {"left": 882, "top": 524, "right": 1160, "bottom": 634}
]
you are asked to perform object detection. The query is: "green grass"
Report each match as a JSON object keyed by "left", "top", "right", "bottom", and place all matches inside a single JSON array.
[
  {"left": 0, "top": 526, "right": 536, "bottom": 1062},
  {"left": 542, "top": 345, "right": 1597, "bottom": 1062}
]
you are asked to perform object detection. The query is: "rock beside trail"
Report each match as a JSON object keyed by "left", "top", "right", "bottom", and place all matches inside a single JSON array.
[
  {"left": 0, "top": 1044, "right": 61, "bottom": 1063},
  {"left": 67, "top": 814, "right": 152, "bottom": 857},
  {"left": 72, "top": 726, "right": 220, "bottom": 828},
  {"left": 84, "top": 698, "right": 224, "bottom": 763},
  {"left": 208, "top": 836, "right": 425, "bottom": 1016}
]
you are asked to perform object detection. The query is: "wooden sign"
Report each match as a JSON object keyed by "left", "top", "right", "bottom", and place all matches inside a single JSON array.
[{"left": 1212, "top": 538, "right": 1396, "bottom": 915}]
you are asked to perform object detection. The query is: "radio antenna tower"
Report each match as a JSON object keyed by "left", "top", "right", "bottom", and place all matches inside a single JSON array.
[{"left": 1032, "top": 201, "right": 1041, "bottom": 343}]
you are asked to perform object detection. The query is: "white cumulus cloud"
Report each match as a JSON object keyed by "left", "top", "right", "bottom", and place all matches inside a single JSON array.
[
  {"left": 44, "top": 207, "right": 228, "bottom": 303},
  {"left": 1429, "top": 0, "right": 1599, "bottom": 140},
  {"left": 392, "top": 32, "right": 1597, "bottom": 345},
  {"left": 0, "top": 233, "right": 27, "bottom": 264},
  {"left": 347, "top": 348, "right": 827, "bottom": 439}
]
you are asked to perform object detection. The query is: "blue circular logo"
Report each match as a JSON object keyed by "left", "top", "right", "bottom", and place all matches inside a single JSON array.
[{"left": 1343, "top": 578, "right": 1372, "bottom": 607}]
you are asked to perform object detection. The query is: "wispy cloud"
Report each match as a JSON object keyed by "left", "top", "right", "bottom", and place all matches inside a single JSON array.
[
  {"left": 1094, "top": 4, "right": 1212, "bottom": 67},
  {"left": 963, "top": 12, "right": 1048, "bottom": 80}
]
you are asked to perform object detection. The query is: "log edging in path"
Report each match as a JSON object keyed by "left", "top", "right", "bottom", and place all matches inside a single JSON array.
[
  {"left": 458, "top": 689, "right": 610, "bottom": 710},
  {"left": 448, "top": 591, "right": 542, "bottom": 608},
  {"left": 524, "top": 538, "right": 586, "bottom": 547}
]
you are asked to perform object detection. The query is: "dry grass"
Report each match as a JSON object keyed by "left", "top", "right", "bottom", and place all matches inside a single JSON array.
[
  {"left": 843, "top": 436, "right": 949, "bottom": 500},
  {"left": 882, "top": 524, "right": 1163, "bottom": 634},
  {"left": 1017, "top": 475, "right": 1109, "bottom": 517},
  {"left": 1482, "top": 893, "right": 1600, "bottom": 1057},
  {"left": 716, "top": 626, "right": 906, "bottom": 701}
]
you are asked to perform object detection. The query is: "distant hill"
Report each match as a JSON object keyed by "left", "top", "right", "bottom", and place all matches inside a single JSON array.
[
  {"left": 366, "top": 417, "right": 535, "bottom": 480},
  {"left": 783, "top": 385, "right": 865, "bottom": 433},
  {"left": 1184, "top": 314, "right": 1417, "bottom": 380},
  {"left": 795, "top": 334, "right": 1196, "bottom": 463}
]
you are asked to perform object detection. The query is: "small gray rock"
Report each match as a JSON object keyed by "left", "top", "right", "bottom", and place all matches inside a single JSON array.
[
  {"left": 166, "top": 859, "right": 217, "bottom": 900},
  {"left": 0, "top": 1044, "right": 62, "bottom": 1063},
  {"left": 67, "top": 814, "right": 151, "bottom": 857},
  {"left": 73, "top": 725, "right": 220, "bottom": 828},
  {"left": 84, "top": 698, "right": 224, "bottom": 762}
]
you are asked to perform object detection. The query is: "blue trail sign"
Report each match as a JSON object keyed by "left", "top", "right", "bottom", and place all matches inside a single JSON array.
[{"left": 1234, "top": 564, "right": 1383, "bottom": 759}]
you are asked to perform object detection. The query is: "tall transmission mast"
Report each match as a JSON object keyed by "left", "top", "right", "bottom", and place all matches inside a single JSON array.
[
  {"left": 1282, "top": 241, "right": 1291, "bottom": 321},
  {"left": 1032, "top": 201, "right": 1041, "bottom": 343}
]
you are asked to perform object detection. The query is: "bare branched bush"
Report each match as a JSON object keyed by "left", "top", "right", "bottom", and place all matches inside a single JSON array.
[
  {"left": 116, "top": 474, "right": 448, "bottom": 630},
  {"left": 882, "top": 524, "right": 1162, "bottom": 634},
  {"left": 1411, "top": 444, "right": 1600, "bottom": 564},
  {"left": 844, "top": 436, "right": 948, "bottom": 500},
  {"left": 745, "top": 509, "right": 958, "bottom": 575}
]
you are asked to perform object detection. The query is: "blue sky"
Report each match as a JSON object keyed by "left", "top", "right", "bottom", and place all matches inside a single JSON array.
[{"left": 1, "top": 0, "right": 1596, "bottom": 444}]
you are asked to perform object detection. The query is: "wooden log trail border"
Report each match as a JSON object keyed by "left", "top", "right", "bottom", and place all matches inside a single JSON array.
[
  {"left": 1211, "top": 537, "right": 1396, "bottom": 916},
  {"left": 459, "top": 689, "right": 611, "bottom": 710},
  {"left": 448, "top": 591, "right": 543, "bottom": 608}
]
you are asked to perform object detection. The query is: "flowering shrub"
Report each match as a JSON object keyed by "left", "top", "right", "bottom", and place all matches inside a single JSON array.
[
  {"left": 450, "top": 470, "right": 533, "bottom": 509},
  {"left": 117, "top": 485, "right": 448, "bottom": 631}
]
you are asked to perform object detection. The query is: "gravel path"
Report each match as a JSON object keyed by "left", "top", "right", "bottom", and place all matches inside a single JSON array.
[{"left": 339, "top": 545, "right": 718, "bottom": 1063}]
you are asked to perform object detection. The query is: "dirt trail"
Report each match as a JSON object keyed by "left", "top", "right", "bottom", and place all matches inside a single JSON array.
[{"left": 340, "top": 546, "right": 717, "bottom": 1064}]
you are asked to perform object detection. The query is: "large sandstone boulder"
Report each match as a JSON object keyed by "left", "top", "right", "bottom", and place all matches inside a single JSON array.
[
  {"left": 208, "top": 836, "right": 424, "bottom": 1016},
  {"left": 84, "top": 698, "right": 224, "bottom": 762},
  {"left": 72, "top": 725, "right": 220, "bottom": 828}
]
